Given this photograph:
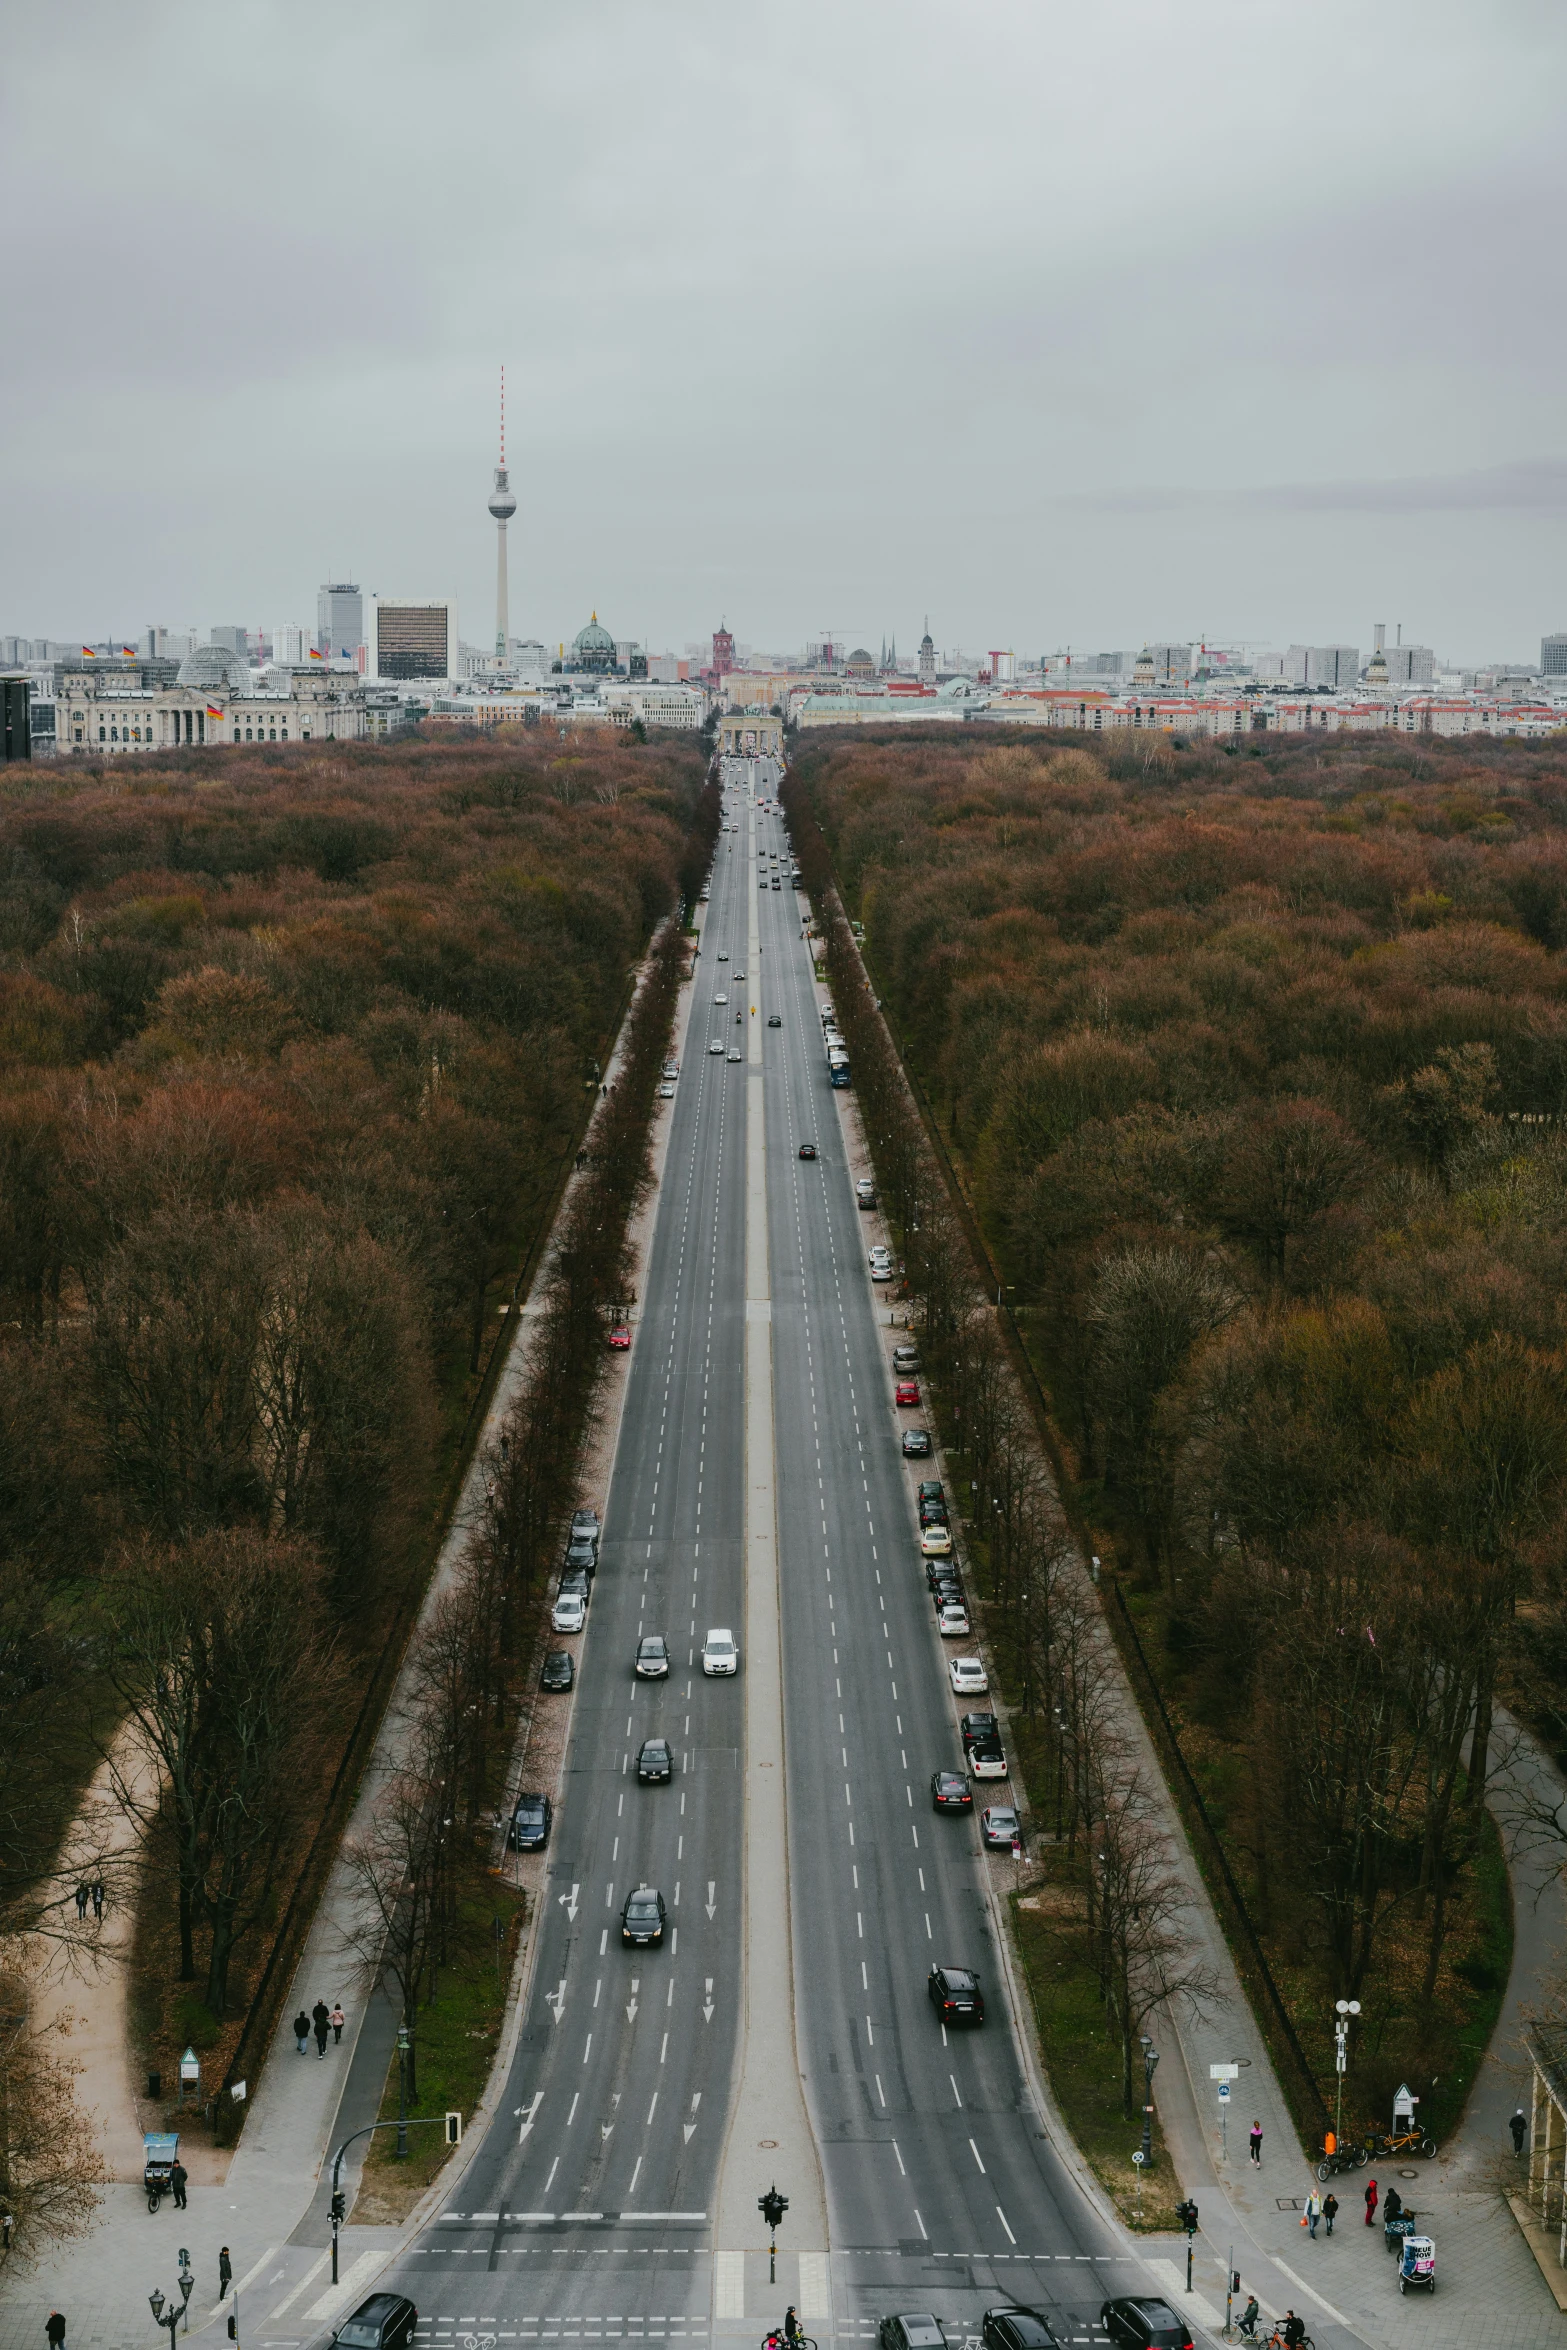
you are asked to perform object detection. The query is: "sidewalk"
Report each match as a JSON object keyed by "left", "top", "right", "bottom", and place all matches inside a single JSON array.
[{"left": 0, "top": 938, "right": 686, "bottom": 2350}]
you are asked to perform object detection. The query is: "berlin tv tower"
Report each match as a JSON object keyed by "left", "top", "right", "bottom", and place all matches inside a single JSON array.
[{"left": 489, "top": 366, "right": 517, "bottom": 662}]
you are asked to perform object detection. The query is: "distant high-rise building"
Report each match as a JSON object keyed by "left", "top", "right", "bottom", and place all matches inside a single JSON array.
[
  {"left": 209, "top": 625, "right": 247, "bottom": 657},
  {"left": 918, "top": 620, "right": 935, "bottom": 682},
  {"left": 1542, "top": 634, "right": 1567, "bottom": 678},
  {"left": 1284, "top": 644, "right": 1361, "bottom": 689},
  {"left": 371, "top": 599, "right": 456, "bottom": 680},
  {"left": 274, "top": 624, "right": 310, "bottom": 666},
  {"left": 1386, "top": 644, "right": 1435, "bottom": 684},
  {"left": 2, "top": 676, "right": 31, "bottom": 762},
  {"left": 317, "top": 582, "right": 364, "bottom": 663},
  {"left": 711, "top": 624, "right": 735, "bottom": 678}
]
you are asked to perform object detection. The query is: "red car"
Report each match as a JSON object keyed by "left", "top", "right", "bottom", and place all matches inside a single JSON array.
[
  {"left": 895, "top": 1379, "right": 920, "bottom": 1407},
  {"left": 608, "top": 1326, "right": 632, "bottom": 1352}
]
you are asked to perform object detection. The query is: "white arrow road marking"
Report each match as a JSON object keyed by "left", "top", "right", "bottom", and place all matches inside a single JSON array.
[
  {"left": 601, "top": 2124, "right": 614, "bottom": 2140},
  {"left": 517, "top": 2091, "right": 543, "bottom": 2143},
  {"left": 703, "top": 1975, "right": 714, "bottom": 2022},
  {"left": 559, "top": 1883, "right": 580, "bottom": 1920},
  {"left": 684, "top": 2124, "right": 697, "bottom": 2142},
  {"left": 627, "top": 1978, "right": 639, "bottom": 2022},
  {"left": 546, "top": 1979, "right": 566, "bottom": 2022},
  {"left": 705, "top": 1881, "right": 717, "bottom": 1917}
]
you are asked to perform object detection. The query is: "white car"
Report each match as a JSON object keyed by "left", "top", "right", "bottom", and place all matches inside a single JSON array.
[
  {"left": 920, "top": 1523, "right": 953, "bottom": 1558},
  {"left": 938, "top": 1600, "right": 971, "bottom": 1637},
  {"left": 658, "top": 1082, "right": 676, "bottom": 1099},
  {"left": 714, "top": 992, "right": 728, "bottom": 1005},
  {"left": 870, "top": 1259, "right": 893, "bottom": 1284},
  {"left": 701, "top": 1627, "right": 739, "bottom": 1676},
  {"left": 662, "top": 1061, "right": 680, "bottom": 1079},
  {"left": 869, "top": 1246, "right": 892, "bottom": 1270},
  {"left": 950, "top": 1656, "right": 989, "bottom": 1696},
  {"left": 971, "top": 1746, "right": 1008, "bottom": 1781},
  {"left": 717, "top": 950, "right": 729, "bottom": 961},
  {"left": 551, "top": 1592, "right": 586, "bottom": 1634},
  {"left": 709, "top": 1038, "right": 724, "bottom": 1054}
]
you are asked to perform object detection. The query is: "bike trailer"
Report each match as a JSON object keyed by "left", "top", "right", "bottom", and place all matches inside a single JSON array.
[
  {"left": 1398, "top": 2235, "right": 1435, "bottom": 2294},
  {"left": 143, "top": 2131, "right": 178, "bottom": 2178}
]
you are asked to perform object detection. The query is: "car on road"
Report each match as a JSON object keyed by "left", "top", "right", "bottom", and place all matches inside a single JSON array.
[
  {"left": 902, "top": 1427, "right": 932, "bottom": 1457},
  {"left": 658, "top": 1082, "right": 676, "bottom": 1098},
  {"left": 927, "top": 1963, "right": 985, "bottom": 2026},
  {"left": 920, "top": 1523, "right": 953, "bottom": 1558},
  {"left": 980, "top": 1805, "right": 1023, "bottom": 1853},
  {"left": 930, "top": 1770, "right": 972, "bottom": 1813},
  {"left": 507, "top": 1792, "right": 551, "bottom": 1851},
  {"left": 636, "top": 1737, "right": 673, "bottom": 1784},
  {"left": 799, "top": 1141, "right": 817, "bottom": 1159},
  {"left": 981, "top": 2309, "right": 1061, "bottom": 2350},
  {"left": 938, "top": 1599, "right": 970, "bottom": 1637},
  {"left": 608, "top": 1325, "right": 631, "bottom": 1351},
  {"left": 734, "top": 970, "right": 745, "bottom": 981},
  {"left": 717, "top": 950, "right": 729, "bottom": 961},
  {"left": 768, "top": 1013, "right": 782, "bottom": 1027},
  {"left": 772, "top": 878, "right": 781, "bottom": 888},
  {"left": 856, "top": 1181, "right": 877, "bottom": 1210},
  {"left": 727, "top": 1048, "right": 742, "bottom": 1062},
  {"left": 551, "top": 1590, "right": 587, "bottom": 1633},
  {"left": 635, "top": 1634, "right": 670, "bottom": 1678},
  {"left": 1098, "top": 2299, "right": 1192, "bottom": 2350},
  {"left": 332, "top": 2292, "right": 419, "bottom": 2350},
  {"left": 878, "top": 2318, "right": 946, "bottom": 2350},
  {"left": 949, "top": 1655, "right": 988, "bottom": 1695},
  {"left": 893, "top": 1343, "right": 919, "bottom": 1372},
  {"left": 894, "top": 1379, "right": 920, "bottom": 1407},
  {"left": 620, "top": 1885, "right": 667, "bottom": 1947},
  {"left": 709, "top": 1038, "right": 725, "bottom": 1053},
  {"left": 714, "top": 992, "right": 728, "bottom": 1005},
  {"left": 541, "top": 1650, "right": 575, "bottom": 1693},
  {"left": 701, "top": 1627, "right": 738, "bottom": 1676}
]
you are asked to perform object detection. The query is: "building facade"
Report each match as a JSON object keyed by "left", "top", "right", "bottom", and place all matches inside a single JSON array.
[
  {"left": 56, "top": 657, "right": 367, "bottom": 754},
  {"left": 317, "top": 582, "right": 364, "bottom": 662},
  {"left": 370, "top": 600, "right": 457, "bottom": 681}
]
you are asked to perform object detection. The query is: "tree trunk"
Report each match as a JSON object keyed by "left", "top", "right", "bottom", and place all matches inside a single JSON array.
[
  {"left": 1466, "top": 1668, "right": 1495, "bottom": 1812},
  {"left": 178, "top": 1877, "right": 197, "bottom": 1982}
]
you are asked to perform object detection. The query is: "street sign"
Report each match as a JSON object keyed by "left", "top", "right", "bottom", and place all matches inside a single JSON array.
[
  {"left": 1218, "top": 2083, "right": 1231, "bottom": 2103},
  {"left": 1131, "top": 2151, "right": 1146, "bottom": 2166},
  {"left": 1209, "top": 2062, "right": 1241, "bottom": 2081}
]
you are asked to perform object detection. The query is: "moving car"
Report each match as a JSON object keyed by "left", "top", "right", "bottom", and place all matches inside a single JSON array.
[
  {"left": 702, "top": 1627, "right": 738, "bottom": 1676},
  {"left": 551, "top": 1591, "right": 586, "bottom": 1634},
  {"left": 717, "top": 950, "right": 729, "bottom": 961},
  {"left": 727, "top": 1048, "right": 742, "bottom": 1062},
  {"left": 635, "top": 1634, "right": 670, "bottom": 1678},
  {"left": 714, "top": 992, "right": 728, "bottom": 1005},
  {"left": 734, "top": 971, "right": 746, "bottom": 982},
  {"left": 938, "top": 1599, "right": 970, "bottom": 1637},
  {"left": 332, "top": 2294, "right": 419, "bottom": 2350},
  {"left": 608, "top": 1326, "right": 631, "bottom": 1351},
  {"left": 799, "top": 1141, "right": 818, "bottom": 1160},
  {"left": 930, "top": 1770, "right": 972, "bottom": 1813},
  {"left": 878, "top": 2319, "right": 946, "bottom": 2350},
  {"left": 949, "top": 1655, "right": 988, "bottom": 1696},
  {"left": 540, "top": 1650, "right": 575, "bottom": 1693},
  {"left": 620, "top": 1885, "right": 667, "bottom": 1946},
  {"left": 902, "top": 1427, "right": 932, "bottom": 1458},
  {"left": 636, "top": 1737, "right": 673, "bottom": 1784},
  {"left": 927, "top": 1963, "right": 985, "bottom": 2026},
  {"left": 768, "top": 1013, "right": 782, "bottom": 1027},
  {"left": 894, "top": 1379, "right": 920, "bottom": 1407},
  {"left": 1098, "top": 2300, "right": 1192, "bottom": 2350},
  {"left": 980, "top": 1805, "right": 1023, "bottom": 1852},
  {"left": 507, "top": 1792, "right": 551, "bottom": 1851},
  {"left": 710, "top": 1038, "right": 725, "bottom": 1053},
  {"left": 981, "top": 2310, "right": 1061, "bottom": 2350}
]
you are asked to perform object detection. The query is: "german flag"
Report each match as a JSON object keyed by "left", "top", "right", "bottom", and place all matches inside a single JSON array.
[
  {"left": 206, "top": 705, "right": 225, "bottom": 721},
  {"left": 121, "top": 645, "right": 136, "bottom": 657},
  {"left": 308, "top": 647, "right": 325, "bottom": 660},
  {"left": 81, "top": 645, "right": 96, "bottom": 657}
]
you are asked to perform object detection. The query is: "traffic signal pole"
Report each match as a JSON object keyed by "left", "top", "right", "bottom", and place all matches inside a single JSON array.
[
  {"left": 758, "top": 2186, "right": 788, "bottom": 2288},
  {"left": 327, "top": 2119, "right": 451, "bottom": 2280}
]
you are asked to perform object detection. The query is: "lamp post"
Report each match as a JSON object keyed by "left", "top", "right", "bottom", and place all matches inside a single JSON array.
[
  {"left": 396, "top": 2023, "right": 411, "bottom": 2159},
  {"left": 1141, "top": 2036, "right": 1160, "bottom": 2170},
  {"left": 1333, "top": 1999, "right": 1361, "bottom": 2148}
]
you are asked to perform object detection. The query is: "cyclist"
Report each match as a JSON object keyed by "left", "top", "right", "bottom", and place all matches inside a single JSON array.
[
  {"left": 1237, "top": 2293, "right": 1260, "bottom": 2339},
  {"left": 784, "top": 2311, "right": 802, "bottom": 2345}
]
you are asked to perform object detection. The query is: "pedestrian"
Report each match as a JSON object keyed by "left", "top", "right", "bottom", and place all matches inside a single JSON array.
[
  {"left": 90, "top": 1879, "right": 104, "bottom": 1920},
  {"left": 46, "top": 2313, "right": 65, "bottom": 2350},
  {"left": 312, "top": 2000, "right": 330, "bottom": 2058},
  {"left": 170, "top": 2158, "right": 187, "bottom": 2211},
  {"left": 1511, "top": 2107, "right": 1528, "bottom": 2155},
  {"left": 1306, "top": 2188, "right": 1322, "bottom": 2237},
  {"left": 1248, "top": 2119, "right": 1263, "bottom": 2168},
  {"left": 1364, "top": 2177, "right": 1379, "bottom": 2227},
  {"left": 331, "top": 2002, "right": 345, "bottom": 2045},
  {"left": 1322, "top": 2191, "right": 1338, "bottom": 2236},
  {"left": 73, "top": 1882, "right": 88, "bottom": 1921},
  {"left": 218, "top": 2249, "right": 232, "bottom": 2301},
  {"left": 294, "top": 2009, "right": 311, "bottom": 2055}
]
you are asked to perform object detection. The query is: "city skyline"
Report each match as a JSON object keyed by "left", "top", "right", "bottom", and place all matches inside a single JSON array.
[{"left": 3, "top": 1, "right": 1565, "bottom": 655}]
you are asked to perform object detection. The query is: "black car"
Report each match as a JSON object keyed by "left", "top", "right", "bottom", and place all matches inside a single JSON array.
[
  {"left": 540, "top": 1650, "right": 574, "bottom": 1693},
  {"left": 930, "top": 1770, "right": 973, "bottom": 1813},
  {"left": 878, "top": 2319, "right": 946, "bottom": 2350},
  {"left": 960, "top": 1711, "right": 1000, "bottom": 1753},
  {"left": 927, "top": 1559, "right": 964, "bottom": 1596},
  {"left": 980, "top": 1805, "right": 1022, "bottom": 1852},
  {"left": 982, "top": 2310, "right": 1061, "bottom": 2350},
  {"left": 1098, "top": 2299, "right": 1192, "bottom": 2350},
  {"left": 927, "top": 1964, "right": 985, "bottom": 2025},
  {"left": 902, "top": 1427, "right": 932, "bottom": 1458},
  {"left": 620, "top": 1885, "right": 667, "bottom": 1945},
  {"left": 636, "top": 1737, "right": 673, "bottom": 1784},
  {"left": 918, "top": 1479, "right": 945, "bottom": 1506},
  {"left": 558, "top": 1568, "right": 591, "bottom": 1605},
  {"left": 507, "top": 1792, "right": 551, "bottom": 1851},
  {"left": 769, "top": 1013, "right": 782, "bottom": 1027},
  {"left": 564, "top": 1535, "right": 598, "bottom": 1577},
  {"left": 799, "top": 1141, "right": 818, "bottom": 1160},
  {"left": 333, "top": 2296, "right": 418, "bottom": 2350},
  {"left": 919, "top": 1495, "right": 949, "bottom": 1526}
]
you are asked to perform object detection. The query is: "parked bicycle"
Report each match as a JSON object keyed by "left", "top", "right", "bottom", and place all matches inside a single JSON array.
[{"left": 1364, "top": 2124, "right": 1437, "bottom": 2160}]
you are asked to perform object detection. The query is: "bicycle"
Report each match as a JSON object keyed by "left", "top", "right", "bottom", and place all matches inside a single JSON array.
[
  {"left": 1365, "top": 2126, "right": 1436, "bottom": 2160},
  {"left": 1263, "top": 2330, "right": 1314, "bottom": 2350}
]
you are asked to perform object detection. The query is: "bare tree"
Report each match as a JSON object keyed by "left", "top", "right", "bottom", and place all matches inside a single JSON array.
[
  {"left": 0, "top": 1948, "right": 101, "bottom": 2254},
  {"left": 337, "top": 1767, "right": 443, "bottom": 2100},
  {"left": 1093, "top": 1763, "right": 1225, "bottom": 2115}
]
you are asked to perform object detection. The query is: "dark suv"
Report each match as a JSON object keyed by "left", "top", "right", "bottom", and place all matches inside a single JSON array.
[
  {"left": 878, "top": 2319, "right": 945, "bottom": 2350},
  {"left": 982, "top": 2311, "right": 1061, "bottom": 2350},
  {"left": 507, "top": 1792, "right": 551, "bottom": 1851},
  {"left": 332, "top": 2296, "right": 418, "bottom": 2350},
  {"left": 564, "top": 1533, "right": 598, "bottom": 1577},
  {"left": 1098, "top": 2299, "right": 1192, "bottom": 2350},
  {"left": 928, "top": 1964, "right": 985, "bottom": 2025}
]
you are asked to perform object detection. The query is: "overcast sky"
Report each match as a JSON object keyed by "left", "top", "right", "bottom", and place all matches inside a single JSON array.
[{"left": 5, "top": 0, "right": 1564, "bottom": 662}]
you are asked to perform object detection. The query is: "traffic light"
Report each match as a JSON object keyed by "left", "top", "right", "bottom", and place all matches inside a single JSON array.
[
  {"left": 227, "top": 2319, "right": 238, "bottom": 2341},
  {"left": 759, "top": 2186, "right": 789, "bottom": 2235},
  {"left": 331, "top": 2189, "right": 346, "bottom": 2223},
  {"left": 1175, "top": 2199, "right": 1199, "bottom": 2233}
]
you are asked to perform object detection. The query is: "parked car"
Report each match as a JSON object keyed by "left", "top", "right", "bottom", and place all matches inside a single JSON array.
[
  {"left": 608, "top": 1325, "right": 631, "bottom": 1350},
  {"left": 636, "top": 1738, "right": 673, "bottom": 1784},
  {"left": 557, "top": 1568, "right": 590, "bottom": 1605},
  {"left": 878, "top": 2319, "right": 945, "bottom": 2350},
  {"left": 895, "top": 1379, "right": 920, "bottom": 1407},
  {"left": 571, "top": 1508, "right": 601, "bottom": 1541},
  {"left": 856, "top": 1183, "right": 877, "bottom": 1210},
  {"left": 540, "top": 1650, "right": 575, "bottom": 1693},
  {"left": 1098, "top": 2301, "right": 1192, "bottom": 2350},
  {"left": 980, "top": 1805, "right": 1023, "bottom": 1853},
  {"left": 332, "top": 2294, "right": 419, "bottom": 2350},
  {"left": 620, "top": 1885, "right": 667, "bottom": 1946},
  {"left": 920, "top": 1524, "right": 953, "bottom": 1558},
  {"left": 893, "top": 1343, "right": 919, "bottom": 1371},
  {"left": 869, "top": 1246, "right": 892, "bottom": 1271},
  {"left": 635, "top": 1635, "right": 670, "bottom": 1679},
  {"left": 902, "top": 1427, "right": 932, "bottom": 1457},
  {"left": 658, "top": 1081, "right": 676, "bottom": 1099},
  {"left": 930, "top": 1770, "right": 972, "bottom": 1813},
  {"left": 661, "top": 1062, "right": 679, "bottom": 1080},
  {"left": 970, "top": 1741, "right": 1008, "bottom": 1780},
  {"left": 938, "top": 1600, "right": 970, "bottom": 1637},
  {"left": 871, "top": 1259, "right": 893, "bottom": 1283},
  {"left": 961, "top": 1711, "right": 1000, "bottom": 1754},
  {"left": 551, "top": 1591, "right": 586, "bottom": 1634},
  {"left": 927, "top": 1964, "right": 985, "bottom": 2026},
  {"left": 701, "top": 1627, "right": 739, "bottom": 1676},
  {"left": 564, "top": 1534, "right": 598, "bottom": 1577},
  {"left": 507, "top": 1792, "right": 551, "bottom": 1851},
  {"left": 918, "top": 1479, "right": 945, "bottom": 1507},
  {"left": 949, "top": 1655, "right": 988, "bottom": 1696}
]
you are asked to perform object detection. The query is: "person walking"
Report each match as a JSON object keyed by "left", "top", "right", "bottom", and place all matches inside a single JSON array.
[
  {"left": 1322, "top": 2191, "right": 1339, "bottom": 2236},
  {"left": 1511, "top": 2107, "right": 1528, "bottom": 2155},
  {"left": 90, "top": 1879, "right": 104, "bottom": 1921},
  {"left": 46, "top": 2312, "right": 66, "bottom": 2350},
  {"left": 1364, "top": 2177, "right": 1379, "bottom": 2227},
  {"left": 218, "top": 2249, "right": 233, "bottom": 2301},
  {"left": 331, "top": 2002, "right": 345, "bottom": 2045},
  {"left": 1306, "top": 2188, "right": 1322, "bottom": 2238},
  {"left": 1248, "top": 2119, "right": 1263, "bottom": 2168},
  {"left": 293, "top": 2009, "right": 311, "bottom": 2055},
  {"left": 312, "top": 2000, "right": 330, "bottom": 2058},
  {"left": 73, "top": 1883, "right": 88, "bottom": 1922},
  {"left": 170, "top": 2158, "right": 187, "bottom": 2211}
]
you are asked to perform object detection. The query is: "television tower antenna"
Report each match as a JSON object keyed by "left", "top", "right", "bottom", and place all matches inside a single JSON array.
[{"left": 488, "top": 365, "right": 517, "bottom": 661}]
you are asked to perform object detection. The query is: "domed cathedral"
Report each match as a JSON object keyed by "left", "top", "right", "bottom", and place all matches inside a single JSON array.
[
  {"left": 568, "top": 612, "right": 617, "bottom": 674},
  {"left": 844, "top": 646, "right": 876, "bottom": 679}
]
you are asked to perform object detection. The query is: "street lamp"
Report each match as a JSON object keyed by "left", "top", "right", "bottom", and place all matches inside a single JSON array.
[
  {"left": 1333, "top": 1999, "right": 1361, "bottom": 2148},
  {"left": 396, "top": 2023, "right": 411, "bottom": 2159},
  {"left": 1141, "top": 2036, "right": 1160, "bottom": 2170}
]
